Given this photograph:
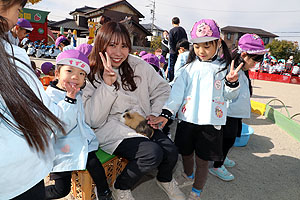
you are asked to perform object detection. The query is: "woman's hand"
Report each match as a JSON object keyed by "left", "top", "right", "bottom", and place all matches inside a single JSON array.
[
  {"left": 64, "top": 81, "right": 80, "bottom": 99},
  {"left": 99, "top": 52, "right": 117, "bottom": 86},
  {"left": 147, "top": 115, "right": 168, "bottom": 129},
  {"left": 226, "top": 60, "right": 243, "bottom": 82}
]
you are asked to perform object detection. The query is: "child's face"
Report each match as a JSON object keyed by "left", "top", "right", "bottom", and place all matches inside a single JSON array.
[
  {"left": 242, "top": 53, "right": 262, "bottom": 70},
  {"left": 55, "top": 65, "right": 86, "bottom": 90},
  {"left": 0, "top": 3, "right": 22, "bottom": 30},
  {"left": 193, "top": 41, "right": 218, "bottom": 61},
  {"left": 16, "top": 27, "right": 27, "bottom": 40}
]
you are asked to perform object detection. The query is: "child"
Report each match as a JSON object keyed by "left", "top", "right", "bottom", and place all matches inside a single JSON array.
[
  {"left": 8, "top": 18, "right": 33, "bottom": 46},
  {"left": 139, "top": 50, "right": 147, "bottom": 57},
  {"left": 45, "top": 49, "right": 112, "bottom": 200},
  {"left": 41, "top": 61, "right": 55, "bottom": 76},
  {"left": 174, "top": 39, "right": 190, "bottom": 74},
  {"left": 157, "top": 54, "right": 167, "bottom": 79},
  {"left": 55, "top": 35, "right": 74, "bottom": 52},
  {"left": 150, "top": 19, "right": 242, "bottom": 200},
  {"left": 141, "top": 53, "right": 164, "bottom": 78},
  {"left": 76, "top": 43, "right": 93, "bottom": 57},
  {"left": 209, "top": 33, "right": 268, "bottom": 181}
]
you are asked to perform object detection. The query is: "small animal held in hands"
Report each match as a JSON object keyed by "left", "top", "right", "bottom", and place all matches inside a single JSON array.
[{"left": 121, "top": 111, "right": 154, "bottom": 138}]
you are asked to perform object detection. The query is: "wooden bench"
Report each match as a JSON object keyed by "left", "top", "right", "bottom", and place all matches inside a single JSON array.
[{"left": 71, "top": 148, "right": 127, "bottom": 200}]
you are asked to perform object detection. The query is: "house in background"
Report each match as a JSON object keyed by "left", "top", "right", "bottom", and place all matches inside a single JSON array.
[
  {"left": 49, "top": 0, "right": 151, "bottom": 47},
  {"left": 83, "top": 0, "right": 151, "bottom": 46},
  {"left": 221, "top": 26, "right": 279, "bottom": 50},
  {"left": 141, "top": 23, "right": 164, "bottom": 37},
  {"left": 141, "top": 23, "right": 164, "bottom": 43}
]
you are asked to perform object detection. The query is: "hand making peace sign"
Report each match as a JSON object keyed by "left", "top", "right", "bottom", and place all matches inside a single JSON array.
[
  {"left": 226, "top": 60, "right": 244, "bottom": 83},
  {"left": 99, "top": 52, "right": 117, "bottom": 86}
]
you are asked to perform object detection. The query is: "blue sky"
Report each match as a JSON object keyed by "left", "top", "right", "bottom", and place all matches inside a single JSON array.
[{"left": 27, "top": 0, "right": 300, "bottom": 44}]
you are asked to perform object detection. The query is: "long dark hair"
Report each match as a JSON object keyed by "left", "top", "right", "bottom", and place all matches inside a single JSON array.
[
  {"left": 186, "top": 39, "right": 231, "bottom": 74},
  {"left": 89, "top": 21, "right": 137, "bottom": 91},
  {"left": 0, "top": 0, "right": 65, "bottom": 152}
]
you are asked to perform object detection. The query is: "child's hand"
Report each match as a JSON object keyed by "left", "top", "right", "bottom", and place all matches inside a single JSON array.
[
  {"left": 64, "top": 81, "right": 80, "bottom": 99},
  {"left": 100, "top": 52, "right": 117, "bottom": 86},
  {"left": 147, "top": 115, "right": 168, "bottom": 129},
  {"left": 226, "top": 60, "right": 243, "bottom": 82}
]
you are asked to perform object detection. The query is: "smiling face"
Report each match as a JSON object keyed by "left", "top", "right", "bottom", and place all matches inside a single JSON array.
[
  {"left": 0, "top": 2, "right": 23, "bottom": 30},
  {"left": 105, "top": 34, "right": 130, "bottom": 68},
  {"left": 55, "top": 65, "right": 86, "bottom": 90},
  {"left": 193, "top": 40, "right": 219, "bottom": 61}
]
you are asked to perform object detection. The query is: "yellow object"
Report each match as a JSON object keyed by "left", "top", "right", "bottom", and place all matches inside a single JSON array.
[
  {"left": 251, "top": 100, "right": 266, "bottom": 115},
  {"left": 71, "top": 156, "right": 127, "bottom": 200},
  {"left": 87, "top": 21, "right": 98, "bottom": 44},
  {"left": 27, "top": 0, "right": 42, "bottom": 5}
]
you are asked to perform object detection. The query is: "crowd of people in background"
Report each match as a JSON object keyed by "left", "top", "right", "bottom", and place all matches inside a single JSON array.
[{"left": 254, "top": 54, "right": 300, "bottom": 76}]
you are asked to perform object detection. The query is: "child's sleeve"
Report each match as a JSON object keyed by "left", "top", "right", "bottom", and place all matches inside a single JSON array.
[
  {"left": 223, "top": 73, "right": 240, "bottom": 101},
  {"left": 44, "top": 89, "right": 79, "bottom": 136},
  {"left": 162, "top": 68, "right": 187, "bottom": 115},
  {"left": 146, "top": 65, "right": 171, "bottom": 116}
]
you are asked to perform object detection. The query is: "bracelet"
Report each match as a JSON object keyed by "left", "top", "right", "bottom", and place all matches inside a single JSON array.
[
  {"left": 224, "top": 77, "right": 239, "bottom": 88},
  {"left": 64, "top": 96, "right": 77, "bottom": 104},
  {"left": 159, "top": 109, "right": 172, "bottom": 120}
]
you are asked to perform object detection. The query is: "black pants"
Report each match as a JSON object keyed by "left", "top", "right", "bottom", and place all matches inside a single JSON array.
[
  {"left": 45, "top": 151, "right": 109, "bottom": 199},
  {"left": 113, "top": 129, "right": 178, "bottom": 190},
  {"left": 167, "top": 53, "right": 177, "bottom": 81},
  {"left": 11, "top": 180, "right": 45, "bottom": 200},
  {"left": 214, "top": 117, "right": 242, "bottom": 168}
]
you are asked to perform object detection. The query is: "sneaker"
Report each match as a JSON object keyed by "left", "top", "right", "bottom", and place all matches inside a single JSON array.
[
  {"left": 111, "top": 185, "right": 135, "bottom": 200},
  {"left": 175, "top": 172, "right": 194, "bottom": 188},
  {"left": 188, "top": 191, "right": 201, "bottom": 200},
  {"left": 224, "top": 157, "right": 236, "bottom": 168},
  {"left": 95, "top": 187, "right": 113, "bottom": 200},
  {"left": 156, "top": 178, "right": 186, "bottom": 200},
  {"left": 209, "top": 165, "right": 234, "bottom": 181}
]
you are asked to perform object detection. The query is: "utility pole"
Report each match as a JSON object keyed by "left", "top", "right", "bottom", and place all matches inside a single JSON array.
[{"left": 150, "top": 0, "right": 156, "bottom": 34}]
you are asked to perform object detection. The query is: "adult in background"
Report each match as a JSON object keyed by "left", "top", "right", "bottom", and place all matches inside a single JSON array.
[
  {"left": 161, "top": 30, "right": 169, "bottom": 58},
  {"left": 168, "top": 17, "right": 187, "bottom": 81}
]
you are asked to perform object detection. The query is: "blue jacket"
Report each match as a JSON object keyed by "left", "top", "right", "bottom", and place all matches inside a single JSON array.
[
  {"left": 0, "top": 42, "right": 78, "bottom": 199},
  {"left": 164, "top": 58, "right": 240, "bottom": 125},
  {"left": 46, "top": 85, "right": 99, "bottom": 172},
  {"left": 227, "top": 70, "right": 251, "bottom": 118}
]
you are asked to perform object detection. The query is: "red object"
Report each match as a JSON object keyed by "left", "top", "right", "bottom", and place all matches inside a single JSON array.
[
  {"left": 249, "top": 71, "right": 300, "bottom": 84},
  {"left": 28, "top": 20, "right": 48, "bottom": 43},
  {"left": 290, "top": 76, "right": 300, "bottom": 85}
]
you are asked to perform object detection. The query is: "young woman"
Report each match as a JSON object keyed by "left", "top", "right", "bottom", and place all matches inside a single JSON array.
[{"left": 82, "top": 21, "right": 185, "bottom": 200}]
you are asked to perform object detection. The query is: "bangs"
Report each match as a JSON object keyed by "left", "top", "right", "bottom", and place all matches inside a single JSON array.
[{"left": 110, "top": 32, "right": 131, "bottom": 50}]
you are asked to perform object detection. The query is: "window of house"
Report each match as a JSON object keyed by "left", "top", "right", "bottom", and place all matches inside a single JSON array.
[
  {"left": 262, "top": 37, "right": 269, "bottom": 45},
  {"left": 227, "top": 32, "right": 232, "bottom": 40},
  {"left": 74, "top": 15, "right": 77, "bottom": 21}
]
